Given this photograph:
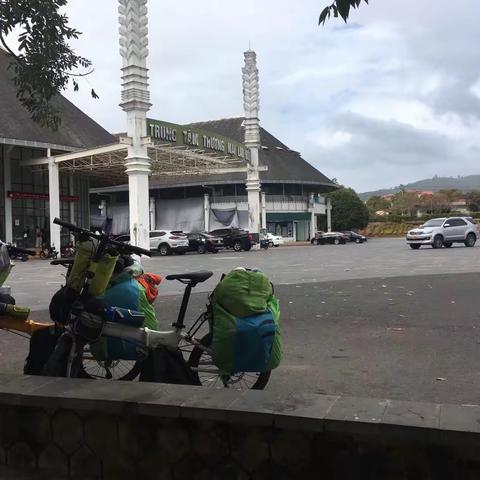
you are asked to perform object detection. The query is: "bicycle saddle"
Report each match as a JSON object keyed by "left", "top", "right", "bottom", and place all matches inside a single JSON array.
[
  {"left": 51, "top": 258, "right": 75, "bottom": 266},
  {"left": 165, "top": 271, "right": 213, "bottom": 284}
]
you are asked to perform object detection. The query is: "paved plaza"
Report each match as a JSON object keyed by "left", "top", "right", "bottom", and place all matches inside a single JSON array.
[{"left": 1, "top": 238, "right": 479, "bottom": 404}]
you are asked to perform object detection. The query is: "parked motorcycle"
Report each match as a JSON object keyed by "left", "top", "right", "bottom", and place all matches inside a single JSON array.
[
  {"left": 39, "top": 244, "right": 58, "bottom": 260},
  {"left": 62, "top": 241, "right": 74, "bottom": 258},
  {"left": 8, "top": 246, "right": 30, "bottom": 262}
]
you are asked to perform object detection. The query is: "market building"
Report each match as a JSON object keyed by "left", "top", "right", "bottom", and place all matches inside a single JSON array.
[
  {"left": 0, "top": 48, "right": 114, "bottom": 248},
  {"left": 91, "top": 117, "right": 336, "bottom": 241},
  {"left": 1, "top": 0, "right": 336, "bottom": 247}
]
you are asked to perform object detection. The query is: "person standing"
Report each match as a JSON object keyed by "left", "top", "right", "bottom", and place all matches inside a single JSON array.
[
  {"left": 35, "top": 227, "right": 42, "bottom": 249},
  {"left": 22, "top": 227, "right": 30, "bottom": 248}
]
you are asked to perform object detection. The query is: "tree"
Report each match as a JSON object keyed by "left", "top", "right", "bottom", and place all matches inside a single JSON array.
[
  {"left": 366, "top": 195, "right": 390, "bottom": 214},
  {"left": 465, "top": 190, "right": 480, "bottom": 212},
  {"left": 430, "top": 192, "right": 450, "bottom": 213},
  {"left": 438, "top": 189, "right": 463, "bottom": 203},
  {"left": 0, "top": 1, "right": 96, "bottom": 130},
  {"left": 319, "top": 0, "right": 369, "bottom": 25},
  {"left": 326, "top": 187, "right": 369, "bottom": 230},
  {"left": 390, "top": 191, "right": 420, "bottom": 216}
]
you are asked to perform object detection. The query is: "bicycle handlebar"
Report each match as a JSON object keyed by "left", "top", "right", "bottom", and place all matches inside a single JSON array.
[{"left": 53, "top": 218, "right": 152, "bottom": 257}]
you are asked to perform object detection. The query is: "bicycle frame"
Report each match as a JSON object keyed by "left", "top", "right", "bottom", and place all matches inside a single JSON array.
[
  {"left": 101, "top": 322, "right": 182, "bottom": 350},
  {"left": 101, "top": 322, "right": 223, "bottom": 375}
]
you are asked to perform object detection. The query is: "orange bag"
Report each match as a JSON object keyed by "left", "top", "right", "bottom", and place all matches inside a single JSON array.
[{"left": 135, "top": 273, "right": 162, "bottom": 303}]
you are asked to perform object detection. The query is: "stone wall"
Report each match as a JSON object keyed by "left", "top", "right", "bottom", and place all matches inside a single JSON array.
[{"left": 0, "top": 374, "right": 478, "bottom": 480}]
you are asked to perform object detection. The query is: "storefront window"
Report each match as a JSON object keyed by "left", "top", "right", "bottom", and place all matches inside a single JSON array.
[
  {"left": 6, "top": 147, "right": 90, "bottom": 246},
  {"left": 267, "top": 221, "right": 294, "bottom": 238}
]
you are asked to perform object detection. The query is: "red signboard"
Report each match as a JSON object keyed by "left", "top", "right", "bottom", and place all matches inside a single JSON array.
[{"left": 7, "top": 191, "right": 79, "bottom": 202}]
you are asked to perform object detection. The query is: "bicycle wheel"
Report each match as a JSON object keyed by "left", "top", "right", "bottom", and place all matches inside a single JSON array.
[
  {"left": 187, "top": 334, "right": 271, "bottom": 390},
  {"left": 80, "top": 345, "right": 143, "bottom": 380}
]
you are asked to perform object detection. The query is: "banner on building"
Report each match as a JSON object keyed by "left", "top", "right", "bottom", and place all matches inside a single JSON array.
[{"left": 7, "top": 191, "right": 79, "bottom": 202}]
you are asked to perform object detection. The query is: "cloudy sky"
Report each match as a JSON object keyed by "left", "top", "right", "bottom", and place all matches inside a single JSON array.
[{"left": 54, "top": 0, "right": 480, "bottom": 192}]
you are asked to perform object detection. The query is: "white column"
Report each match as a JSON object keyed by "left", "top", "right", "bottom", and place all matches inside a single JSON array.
[
  {"left": 204, "top": 193, "right": 210, "bottom": 232},
  {"left": 3, "top": 146, "right": 13, "bottom": 243},
  {"left": 149, "top": 196, "right": 156, "bottom": 230},
  {"left": 310, "top": 209, "right": 316, "bottom": 240},
  {"left": 326, "top": 197, "right": 332, "bottom": 232},
  {"left": 243, "top": 50, "right": 261, "bottom": 245},
  {"left": 48, "top": 155, "right": 61, "bottom": 250},
  {"left": 261, "top": 191, "right": 267, "bottom": 229},
  {"left": 119, "top": 0, "right": 152, "bottom": 250}
]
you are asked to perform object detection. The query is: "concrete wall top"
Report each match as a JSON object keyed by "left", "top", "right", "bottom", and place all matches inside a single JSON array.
[{"left": 0, "top": 374, "right": 478, "bottom": 441}]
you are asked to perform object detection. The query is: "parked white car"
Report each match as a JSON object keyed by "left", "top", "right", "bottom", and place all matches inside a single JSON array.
[
  {"left": 114, "top": 230, "right": 190, "bottom": 256},
  {"left": 149, "top": 230, "right": 189, "bottom": 256},
  {"left": 406, "top": 217, "right": 478, "bottom": 249},
  {"left": 266, "top": 232, "right": 284, "bottom": 247}
]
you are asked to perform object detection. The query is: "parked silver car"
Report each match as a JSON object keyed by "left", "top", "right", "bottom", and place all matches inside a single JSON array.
[{"left": 406, "top": 217, "right": 478, "bottom": 249}]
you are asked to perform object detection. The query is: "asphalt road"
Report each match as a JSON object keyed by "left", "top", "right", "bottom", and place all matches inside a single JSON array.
[
  {"left": 1, "top": 238, "right": 479, "bottom": 404},
  {"left": 7, "top": 237, "right": 480, "bottom": 310}
]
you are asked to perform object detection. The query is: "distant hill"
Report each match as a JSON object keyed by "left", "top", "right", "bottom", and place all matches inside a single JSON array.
[{"left": 359, "top": 175, "right": 480, "bottom": 200}]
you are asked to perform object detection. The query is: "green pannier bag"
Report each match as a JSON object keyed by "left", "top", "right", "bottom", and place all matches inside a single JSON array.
[
  {"left": 66, "top": 239, "right": 118, "bottom": 297},
  {"left": 210, "top": 269, "right": 282, "bottom": 374}
]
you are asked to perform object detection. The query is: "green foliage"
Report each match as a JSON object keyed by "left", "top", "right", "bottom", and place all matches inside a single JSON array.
[
  {"left": 319, "top": 0, "right": 369, "bottom": 25},
  {"left": 437, "top": 189, "right": 463, "bottom": 202},
  {"left": 363, "top": 222, "right": 417, "bottom": 237},
  {"left": 326, "top": 187, "right": 370, "bottom": 230},
  {"left": 390, "top": 191, "right": 420, "bottom": 216},
  {"left": 366, "top": 195, "right": 389, "bottom": 214},
  {"left": 465, "top": 190, "right": 480, "bottom": 211},
  {"left": 0, "top": 0, "right": 95, "bottom": 130}
]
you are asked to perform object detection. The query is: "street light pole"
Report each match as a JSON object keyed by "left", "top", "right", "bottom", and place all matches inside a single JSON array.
[{"left": 119, "top": 0, "right": 151, "bottom": 249}]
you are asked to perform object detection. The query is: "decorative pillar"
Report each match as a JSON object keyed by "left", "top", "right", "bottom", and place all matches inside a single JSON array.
[
  {"left": 204, "top": 193, "right": 210, "bottom": 232},
  {"left": 119, "top": 0, "right": 152, "bottom": 249},
  {"left": 48, "top": 153, "right": 61, "bottom": 250},
  {"left": 243, "top": 50, "right": 261, "bottom": 244},
  {"left": 261, "top": 191, "right": 267, "bottom": 230},
  {"left": 326, "top": 197, "right": 332, "bottom": 232},
  {"left": 149, "top": 196, "right": 156, "bottom": 230},
  {"left": 3, "top": 146, "right": 13, "bottom": 243}
]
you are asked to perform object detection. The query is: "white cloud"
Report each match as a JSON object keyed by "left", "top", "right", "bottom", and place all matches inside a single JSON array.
[{"left": 31, "top": 0, "right": 480, "bottom": 192}]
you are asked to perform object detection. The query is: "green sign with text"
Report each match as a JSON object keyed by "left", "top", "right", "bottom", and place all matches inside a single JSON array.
[{"left": 147, "top": 119, "right": 248, "bottom": 160}]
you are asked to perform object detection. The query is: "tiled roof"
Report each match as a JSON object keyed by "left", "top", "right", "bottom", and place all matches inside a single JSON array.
[
  {"left": 149, "top": 117, "right": 336, "bottom": 191},
  {"left": 0, "top": 49, "right": 115, "bottom": 149}
]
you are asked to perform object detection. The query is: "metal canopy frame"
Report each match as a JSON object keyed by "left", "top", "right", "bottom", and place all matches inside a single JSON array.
[{"left": 20, "top": 139, "right": 250, "bottom": 184}]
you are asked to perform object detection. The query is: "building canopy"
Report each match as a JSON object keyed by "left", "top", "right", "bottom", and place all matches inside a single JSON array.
[{"left": 21, "top": 119, "right": 256, "bottom": 184}]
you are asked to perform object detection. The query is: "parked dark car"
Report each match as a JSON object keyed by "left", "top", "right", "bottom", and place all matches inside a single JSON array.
[
  {"left": 311, "top": 232, "right": 347, "bottom": 245},
  {"left": 114, "top": 234, "right": 130, "bottom": 243},
  {"left": 209, "top": 228, "right": 254, "bottom": 251},
  {"left": 187, "top": 232, "right": 224, "bottom": 253},
  {"left": 341, "top": 231, "right": 367, "bottom": 243}
]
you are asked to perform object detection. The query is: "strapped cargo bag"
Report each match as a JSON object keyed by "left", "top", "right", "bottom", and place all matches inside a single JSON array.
[{"left": 209, "top": 269, "right": 282, "bottom": 374}]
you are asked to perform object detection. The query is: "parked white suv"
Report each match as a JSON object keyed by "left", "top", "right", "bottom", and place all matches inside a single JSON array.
[
  {"left": 406, "top": 217, "right": 478, "bottom": 249},
  {"left": 149, "top": 230, "right": 189, "bottom": 256}
]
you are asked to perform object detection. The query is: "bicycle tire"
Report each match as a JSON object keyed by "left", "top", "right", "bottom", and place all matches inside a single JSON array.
[
  {"left": 188, "top": 333, "right": 271, "bottom": 390},
  {"left": 79, "top": 351, "right": 143, "bottom": 381}
]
